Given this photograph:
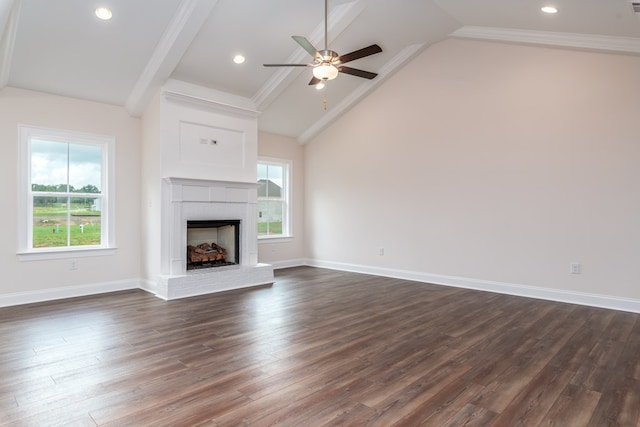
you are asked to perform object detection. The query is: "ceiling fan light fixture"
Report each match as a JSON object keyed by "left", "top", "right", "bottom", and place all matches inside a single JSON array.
[
  {"left": 95, "top": 7, "right": 113, "bottom": 20},
  {"left": 313, "top": 64, "right": 339, "bottom": 81},
  {"left": 315, "top": 81, "right": 325, "bottom": 90}
]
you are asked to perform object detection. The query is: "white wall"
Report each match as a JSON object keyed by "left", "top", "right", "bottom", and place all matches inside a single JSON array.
[
  {"left": 0, "top": 87, "right": 141, "bottom": 298},
  {"left": 140, "top": 91, "right": 162, "bottom": 283},
  {"left": 257, "top": 131, "right": 305, "bottom": 266},
  {"left": 305, "top": 38, "right": 640, "bottom": 303}
]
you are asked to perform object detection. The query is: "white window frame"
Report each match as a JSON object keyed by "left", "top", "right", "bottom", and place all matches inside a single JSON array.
[
  {"left": 17, "top": 125, "right": 116, "bottom": 260},
  {"left": 257, "top": 157, "right": 292, "bottom": 241}
]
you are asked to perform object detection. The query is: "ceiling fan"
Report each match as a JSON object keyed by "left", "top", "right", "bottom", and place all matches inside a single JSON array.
[{"left": 263, "top": 0, "right": 382, "bottom": 88}]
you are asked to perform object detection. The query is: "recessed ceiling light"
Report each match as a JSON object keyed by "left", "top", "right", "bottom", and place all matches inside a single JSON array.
[
  {"left": 233, "top": 55, "right": 245, "bottom": 64},
  {"left": 541, "top": 6, "right": 558, "bottom": 14},
  {"left": 95, "top": 7, "right": 113, "bottom": 20}
]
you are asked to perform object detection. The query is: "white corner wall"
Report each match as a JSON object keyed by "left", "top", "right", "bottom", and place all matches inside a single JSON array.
[
  {"left": 0, "top": 87, "right": 142, "bottom": 304},
  {"left": 304, "top": 38, "right": 640, "bottom": 309},
  {"left": 140, "top": 91, "right": 162, "bottom": 284},
  {"left": 257, "top": 131, "right": 306, "bottom": 267}
]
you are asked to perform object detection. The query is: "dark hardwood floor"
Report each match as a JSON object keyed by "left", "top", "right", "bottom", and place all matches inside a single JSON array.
[{"left": 1, "top": 266, "right": 639, "bottom": 426}]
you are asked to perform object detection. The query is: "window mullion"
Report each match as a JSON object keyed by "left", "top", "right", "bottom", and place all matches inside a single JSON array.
[{"left": 66, "top": 195, "right": 71, "bottom": 247}]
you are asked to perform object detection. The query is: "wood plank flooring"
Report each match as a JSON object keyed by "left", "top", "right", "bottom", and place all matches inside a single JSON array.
[{"left": 1, "top": 266, "right": 639, "bottom": 426}]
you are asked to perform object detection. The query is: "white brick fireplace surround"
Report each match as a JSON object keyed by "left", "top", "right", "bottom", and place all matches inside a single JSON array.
[{"left": 157, "top": 177, "right": 274, "bottom": 300}]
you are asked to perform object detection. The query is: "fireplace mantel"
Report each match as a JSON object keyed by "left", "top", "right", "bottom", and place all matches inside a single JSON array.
[{"left": 165, "top": 177, "right": 260, "bottom": 195}]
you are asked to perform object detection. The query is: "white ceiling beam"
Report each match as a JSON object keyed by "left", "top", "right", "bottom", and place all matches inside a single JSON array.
[
  {"left": 125, "top": 0, "right": 219, "bottom": 116},
  {"left": 0, "top": 0, "right": 19, "bottom": 89},
  {"left": 0, "top": 0, "right": 13, "bottom": 34},
  {"left": 252, "top": 0, "right": 365, "bottom": 111}
]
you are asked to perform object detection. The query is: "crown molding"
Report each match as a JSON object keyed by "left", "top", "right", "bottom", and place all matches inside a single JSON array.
[
  {"left": 252, "top": 0, "right": 365, "bottom": 111},
  {"left": 162, "top": 90, "right": 260, "bottom": 118},
  {"left": 298, "top": 43, "right": 426, "bottom": 144},
  {"left": 451, "top": 26, "right": 640, "bottom": 55}
]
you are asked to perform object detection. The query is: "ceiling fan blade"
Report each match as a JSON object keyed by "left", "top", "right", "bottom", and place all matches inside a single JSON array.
[
  {"left": 338, "top": 66, "right": 378, "bottom": 80},
  {"left": 338, "top": 44, "right": 382, "bottom": 64},
  {"left": 292, "top": 36, "right": 319, "bottom": 57},
  {"left": 263, "top": 63, "right": 310, "bottom": 67},
  {"left": 308, "top": 76, "right": 322, "bottom": 86}
]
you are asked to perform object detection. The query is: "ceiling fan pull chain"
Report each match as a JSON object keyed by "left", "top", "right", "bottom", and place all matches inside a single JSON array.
[{"left": 323, "top": 97, "right": 327, "bottom": 111}]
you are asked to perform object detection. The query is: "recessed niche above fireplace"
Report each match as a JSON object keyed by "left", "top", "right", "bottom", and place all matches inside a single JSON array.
[{"left": 186, "top": 220, "right": 240, "bottom": 271}]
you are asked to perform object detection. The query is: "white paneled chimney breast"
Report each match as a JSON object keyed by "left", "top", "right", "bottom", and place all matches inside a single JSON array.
[{"left": 144, "top": 81, "right": 273, "bottom": 300}]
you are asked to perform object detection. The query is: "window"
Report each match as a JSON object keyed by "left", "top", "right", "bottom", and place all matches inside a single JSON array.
[
  {"left": 257, "top": 158, "right": 291, "bottom": 239},
  {"left": 18, "top": 125, "right": 115, "bottom": 259}
]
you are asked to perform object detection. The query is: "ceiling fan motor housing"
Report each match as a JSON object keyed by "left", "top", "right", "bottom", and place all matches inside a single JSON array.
[{"left": 315, "top": 50, "right": 341, "bottom": 65}]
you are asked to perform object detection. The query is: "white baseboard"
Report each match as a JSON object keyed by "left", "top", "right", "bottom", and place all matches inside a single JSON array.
[
  {"left": 0, "top": 279, "right": 140, "bottom": 308},
  {"left": 3, "top": 261, "right": 639, "bottom": 314},
  {"left": 139, "top": 278, "right": 160, "bottom": 297},
  {"left": 307, "top": 259, "right": 640, "bottom": 314},
  {"left": 270, "top": 258, "right": 308, "bottom": 270},
  {"left": 0, "top": 262, "right": 284, "bottom": 307}
]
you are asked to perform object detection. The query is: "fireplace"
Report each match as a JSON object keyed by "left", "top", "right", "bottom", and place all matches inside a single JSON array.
[
  {"left": 186, "top": 219, "right": 240, "bottom": 270},
  {"left": 156, "top": 177, "right": 274, "bottom": 300}
]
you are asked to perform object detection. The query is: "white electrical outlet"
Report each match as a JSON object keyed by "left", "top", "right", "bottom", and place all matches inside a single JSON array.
[
  {"left": 379, "top": 247, "right": 384, "bottom": 256},
  {"left": 70, "top": 260, "right": 78, "bottom": 270},
  {"left": 570, "top": 262, "right": 580, "bottom": 274}
]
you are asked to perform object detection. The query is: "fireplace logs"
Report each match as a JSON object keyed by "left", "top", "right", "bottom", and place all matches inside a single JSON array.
[
  {"left": 186, "top": 219, "right": 240, "bottom": 270},
  {"left": 187, "top": 242, "right": 228, "bottom": 264}
]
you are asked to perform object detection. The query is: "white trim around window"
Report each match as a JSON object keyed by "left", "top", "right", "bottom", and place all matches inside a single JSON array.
[
  {"left": 17, "top": 125, "right": 116, "bottom": 261},
  {"left": 257, "top": 157, "right": 292, "bottom": 240}
]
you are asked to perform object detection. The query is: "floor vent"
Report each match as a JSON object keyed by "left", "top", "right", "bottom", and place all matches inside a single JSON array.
[{"left": 632, "top": 2, "right": 640, "bottom": 13}]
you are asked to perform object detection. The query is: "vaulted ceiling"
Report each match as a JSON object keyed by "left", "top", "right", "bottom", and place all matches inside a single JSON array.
[{"left": 2, "top": 0, "right": 640, "bottom": 142}]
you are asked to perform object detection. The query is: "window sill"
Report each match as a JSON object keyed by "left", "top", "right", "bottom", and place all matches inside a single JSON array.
[
  {"left": 258, "top": 235, "right": 293, "bottom": 243},
  {"left": 16, "top": 247, "right": 117, "bottom": 261}
]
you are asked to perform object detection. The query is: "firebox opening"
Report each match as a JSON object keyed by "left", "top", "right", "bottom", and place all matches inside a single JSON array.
[{"left": 186, "top": 220, "right": 240, "bottom": 271}]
